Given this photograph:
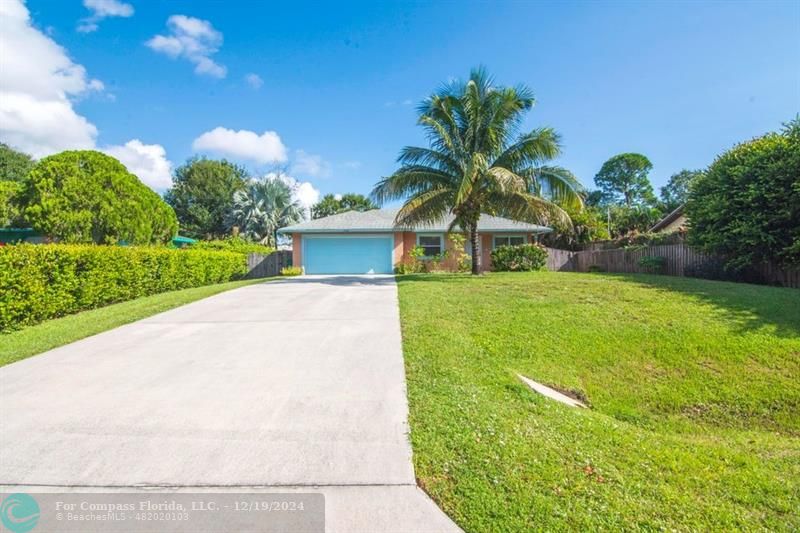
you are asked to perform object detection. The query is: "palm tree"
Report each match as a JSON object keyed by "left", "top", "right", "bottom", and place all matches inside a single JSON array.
[
  {"left": 371, "top": 67, "right": 583, "bottom": 274},
  {"left": 231, "top": 175, "right": 303, "bottom": 247}
]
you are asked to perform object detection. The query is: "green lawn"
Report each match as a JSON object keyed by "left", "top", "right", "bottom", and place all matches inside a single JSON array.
[
  {"left": 0, "top": 278, "right": 269, "bottom": 367},
  {"left": 397, "top": 272, "right": 800, "bottom": 531}
]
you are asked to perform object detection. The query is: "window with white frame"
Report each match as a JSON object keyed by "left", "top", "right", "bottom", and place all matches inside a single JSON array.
[
  {"left": 493, "top": 235, "right": 526, "bottom": 248},
  {"left": 417, "top": 234, "right": 443, "bottom": 256}
]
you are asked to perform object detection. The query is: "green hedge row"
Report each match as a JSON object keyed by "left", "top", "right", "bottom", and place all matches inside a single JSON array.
[{"left": 0, "top": 244, "right": 248, "bottom": 332}]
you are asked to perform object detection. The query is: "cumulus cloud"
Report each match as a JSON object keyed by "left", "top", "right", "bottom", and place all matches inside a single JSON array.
[
  {"left": 265, "top": 172, "right": 320, "bottom": 215},
  {"left": 77, "top": 0, "right": 134, "bottom": 33},
  {"left": 192, "top": 127, "right": 287, "bottom": 164},
  {"left": 291, "top": 149, "right": 330, "bottom": 178},
  {"left": 0, "top": 0, "right": 101, "bottom": 156},
  {"left": 245, "top": 73, "right": 263, "bottom": 89},
  {"left": 146, "top": 15, "right": 226, "bottom": 78},
  {"left": 104, "top": 140, "right": 173, "bottom": 190}
]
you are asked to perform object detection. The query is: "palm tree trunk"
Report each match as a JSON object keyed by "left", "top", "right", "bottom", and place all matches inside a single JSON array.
[{"left": 470, "top": 225, "right": 481, "bottom": 275}]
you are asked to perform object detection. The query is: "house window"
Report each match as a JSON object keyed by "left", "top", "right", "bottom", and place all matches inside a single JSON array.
[
  {"left": 493, "top": 235, "right": 526, "bottom": 248},
  {"left": 417, "top": 234, "right": 443, "bottom": 257}
]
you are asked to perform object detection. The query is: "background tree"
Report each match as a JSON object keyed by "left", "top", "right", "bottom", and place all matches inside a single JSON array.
[
  {"left": 594, "top": 153, "right": 655, "bottom": 207},
  {"left": 164, "top": 157, "right": 248, "bottom": 239},
  {"left": 660, "top": 169, "right": 703, "bottom": 211},
  {"left": 23, "top": 150, "right": 178, "bottom": 244},
  {"left": 0, "top": 180, "right": 24, "bottom": 227},
  {"left": 0, "top": 143, "right": 35, "bottom": 182},
  {"left": 230, "top": 176, "right": 303, "bottom": 247},
  {"left": 372, "top": 67, "right": 583, "bottom": 274},
  {"left": 311, "top": 193, "right": 377, "bottom": 219},
  {"left": 687, "top": 118, "right": 800, "bottom": 270}
]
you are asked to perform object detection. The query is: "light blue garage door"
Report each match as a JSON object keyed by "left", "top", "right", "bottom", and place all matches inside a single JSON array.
[{"left": 304, "top": 236, "right": 393, "bottom": 274}]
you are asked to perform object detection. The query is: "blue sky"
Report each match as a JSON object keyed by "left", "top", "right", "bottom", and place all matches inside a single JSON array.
[{"left": 4, "top": 0, "right": 799, "bottom": 207}]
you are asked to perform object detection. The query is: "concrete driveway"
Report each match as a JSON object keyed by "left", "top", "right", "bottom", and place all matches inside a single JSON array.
[{"left": 0, "top": 276, "right": 460, "bottom": 532}]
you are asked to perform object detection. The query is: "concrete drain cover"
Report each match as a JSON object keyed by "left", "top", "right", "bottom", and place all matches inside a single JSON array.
[{"left": 517, "top": 374, "right": 587, "bottom": 408}]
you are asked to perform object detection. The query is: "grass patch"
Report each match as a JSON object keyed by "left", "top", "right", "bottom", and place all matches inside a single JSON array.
[
  {"left": 397, "top": 272, "right": 800, "bottom": 531},
  {"left": 0, "top": 278, "right": 269, "bottom": 367}
]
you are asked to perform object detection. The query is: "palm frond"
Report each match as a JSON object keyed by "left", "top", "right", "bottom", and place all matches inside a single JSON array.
[
  {"left": 529, "top": 165, "right": 585, "bottom": 210},
  {"left": 394, "top": 188, "right": 453, "bottom": 229},
  {"left": 371, "top": 166, "right": 455, "bottom": 205},
  {"left": 493, "top": 128, "right": 562, "bottom": 170}
]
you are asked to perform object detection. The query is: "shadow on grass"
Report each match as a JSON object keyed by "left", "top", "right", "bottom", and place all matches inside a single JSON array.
[{"left": 599, "top": 273, "right": 800, "bottom": 338}]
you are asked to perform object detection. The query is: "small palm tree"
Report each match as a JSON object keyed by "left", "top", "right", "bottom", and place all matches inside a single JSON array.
[
  {"left": 371, "top": 67, "right": 583, "bottom": 274},
  {"left": 231, "top": 175, "right": 303, "bottom": 247}
]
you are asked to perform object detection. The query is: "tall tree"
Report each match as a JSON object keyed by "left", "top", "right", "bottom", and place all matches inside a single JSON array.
[
  {"left": 22, "top": 151, "right": 177, "bottom": 244},
  {"left": 594, "top": 153, "right": 655, "bottom": 207},
  {"left": 660, "top": 169, "right": 703, "bottom": 211},
  {"left": 230, "top": 176, "right": 304, "bottom": 247},
  {"left": 164, "top": 157, "right": 248, "bottom": 239},
  {"left": 371, "top": 67, "right": 583, "bottom": 274},
  {"left": 0, "top": 143, "right": 35, "bottom": 182},
  {"left": 311, "top": 193, "right": 377, "bottom": 219}
]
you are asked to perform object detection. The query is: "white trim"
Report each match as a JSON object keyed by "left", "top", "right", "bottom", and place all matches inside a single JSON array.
[
  {"left": 492, "top": 234, "right": 528, "bottom": 249},
  {"left": 416, "top": 233, "right": 444, "bottom": 257}
]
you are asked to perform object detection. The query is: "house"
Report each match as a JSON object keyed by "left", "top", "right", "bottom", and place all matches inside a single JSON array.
[
  {"left": 278, "top": 208, "right": 551, "bottom": 274},
  {"left": 649, "top": 204, "right": 687, "bottom": 233}
]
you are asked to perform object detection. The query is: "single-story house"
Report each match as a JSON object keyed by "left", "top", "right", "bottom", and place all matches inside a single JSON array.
[
  {"left": 278, "top": 208, "right": 551, "bottom": 274},
  {"left": 649, "top": 204, "right": 687, "bottom": 234}
]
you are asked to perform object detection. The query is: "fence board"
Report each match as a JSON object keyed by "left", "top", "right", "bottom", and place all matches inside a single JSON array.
[
  {"left": 246, "top": 250, "right": 292, "bottom": 279},
  {"left": 544, "top": 244, "right": 799, "bottom": 288}
]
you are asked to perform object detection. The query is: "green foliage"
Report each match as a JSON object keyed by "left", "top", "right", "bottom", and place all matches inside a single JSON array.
[
  {"left": 638, "top": 255, "right": 666, "bottom": 273},
  {"left": 0, "top": 180, "right": 24, "bottom": 227},
  {"left": 490, "top": 243, "right": 547, "bottom": 271},
  {"left": 594, "top": 153, "right": 656, "bottom": 207},
  {"left": 395, "top": 245, "right": 427, "bottom": 274},
  {"left": 687, "top": 119, "right": 800, "bottom": 269},
  {"left": 311, "top": 193, "right": 377, "bottom": 219},
  {"left": 372, "top": 67, "right": 582, "bottom": 274},
  {"left": 189, "top": 236, "right": 275, "bottom": 255},
  {"left": 22, "top": 150, "right": 177, "bottom": 244},
  {"left": 660, "top": 169, "right": 703, "bottom": 211},
  {"left": 230, "top": 176, "right": 303, "bottom": 246},
  {"left": 165, "top": 157, "right": 248, "bottom": 239},
  {"left": 0, "top": 244, "right": 247, "bottom": 332},
  {"left": 545, "top": 204, "right": 610, "bottom": 249},
  {"left": 0, "top": 143, "right": 34, "bottom": 182},
  {"left": 608, "top": 204, "right": 663, "bottom": 237},
  {"left": 447, "top": 233, "right": 471, "bottom": 272},
  {"left": 280, "top": 266, "right": 303, "bottom": 276}
]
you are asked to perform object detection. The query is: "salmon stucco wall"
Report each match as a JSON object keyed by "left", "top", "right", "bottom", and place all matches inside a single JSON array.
[{"left": 292, "top": 233, "right": 302, "bottom": 268}]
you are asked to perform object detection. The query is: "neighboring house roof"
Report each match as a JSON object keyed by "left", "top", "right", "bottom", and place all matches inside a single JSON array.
[
  {"left": 649, "top": 204, "right": 686, "bottom": 233},
  {"left": 278, "top": 208, "right": 552, "bottom": 234}
]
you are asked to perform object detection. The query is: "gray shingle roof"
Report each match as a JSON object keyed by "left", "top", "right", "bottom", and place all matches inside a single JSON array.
[{"left": 278, "top": 208, "right": 551, "bottom": 234}]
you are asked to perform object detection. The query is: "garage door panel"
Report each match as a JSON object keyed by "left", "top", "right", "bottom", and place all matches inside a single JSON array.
[{"left": 304, "top": 237, "right": 393, "bottom": 274}]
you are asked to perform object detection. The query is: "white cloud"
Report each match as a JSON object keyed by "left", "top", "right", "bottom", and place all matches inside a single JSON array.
[
  {"left": 104, "top": 140, "right": 173, "bottom": 190},
  {"left": 264, "top": 172, "right": 320, "bottom": 217},
  {"left": 245, "top": 73, "right": 263, "bottom": 89},
  {"left": 192, "top": 127, "right": 288, "bottom": 164},
  {"left": 146, "top": 15, "right": 226, "bottom": 78},
  {"left": 78, "top": 0, "right": 134, "bottom": 33},
  {"left": 291, "top": 149, "right": 330, "bottom": 178},
  {"left": 0, "top": 0, "right": 100, "bottom": 156}
]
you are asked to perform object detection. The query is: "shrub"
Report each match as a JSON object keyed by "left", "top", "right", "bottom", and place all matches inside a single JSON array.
[
  {"left": 280, "top": 266, "right": 302, "bottom": 276},
  {"left": 189, "top": 237, "right": 275, "bottom": 255},
  {"left": 687, "top": 118, "right": 800, "bottom": 270},
  {"left": 491, "top": 244, "right": 547, "bottom": 272},
  {"left": 638, "top": 255, "right": 666, "bottom": 274},
  {"left": 395, "top": 246, "right": 426, "bottom": 274},
  {"left": 23, "top": 150, "right": 178, "bottom": 244},
  {"left": 0, "top": 244, "right": 247, "bottom": 332}
]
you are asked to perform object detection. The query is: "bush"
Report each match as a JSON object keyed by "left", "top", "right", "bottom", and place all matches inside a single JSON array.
[
  {"left": 638, "top": 255, "right": 666, "bottom": 274},
  {"left": 687, "top": 119, "right": 800, "bottom": 270},
  {"left": 23, "top": 150, "right": 178, "bottom": 244},
  {"left": 491, "top": 244, "right": 548, "bottom": 272},
  {"left": 280, "top": 266, "right": 302, "bottom": 276},
  {"left": 0, "top": 244, "right": 247, "bottom": 332},
  {"left": 189, "top": 237, "right": 275, "bottom": 255}
]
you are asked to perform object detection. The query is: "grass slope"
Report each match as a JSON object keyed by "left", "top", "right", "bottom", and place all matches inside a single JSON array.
[
  {"left": 0, "top": 278, "right": 269, "bottom": 367},
  {"left": 397, "top": 272, "right": 799, "bottom": 531}
]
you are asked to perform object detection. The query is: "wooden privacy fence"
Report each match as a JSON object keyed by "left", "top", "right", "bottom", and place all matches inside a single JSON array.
[
  {"left": 246, "top": 250, "right": 292, "bottom": 278},
  {"left": 544, "top": 244, "right": 800, "bottom": 288}
]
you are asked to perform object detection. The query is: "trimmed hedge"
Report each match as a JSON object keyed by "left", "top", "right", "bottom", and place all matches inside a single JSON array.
[
  {"left": 491, "top": 244, "right": 548, "bottom": 272},
  {"left": 0, "top": 244, "right": 247, "bottom": 332}
]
